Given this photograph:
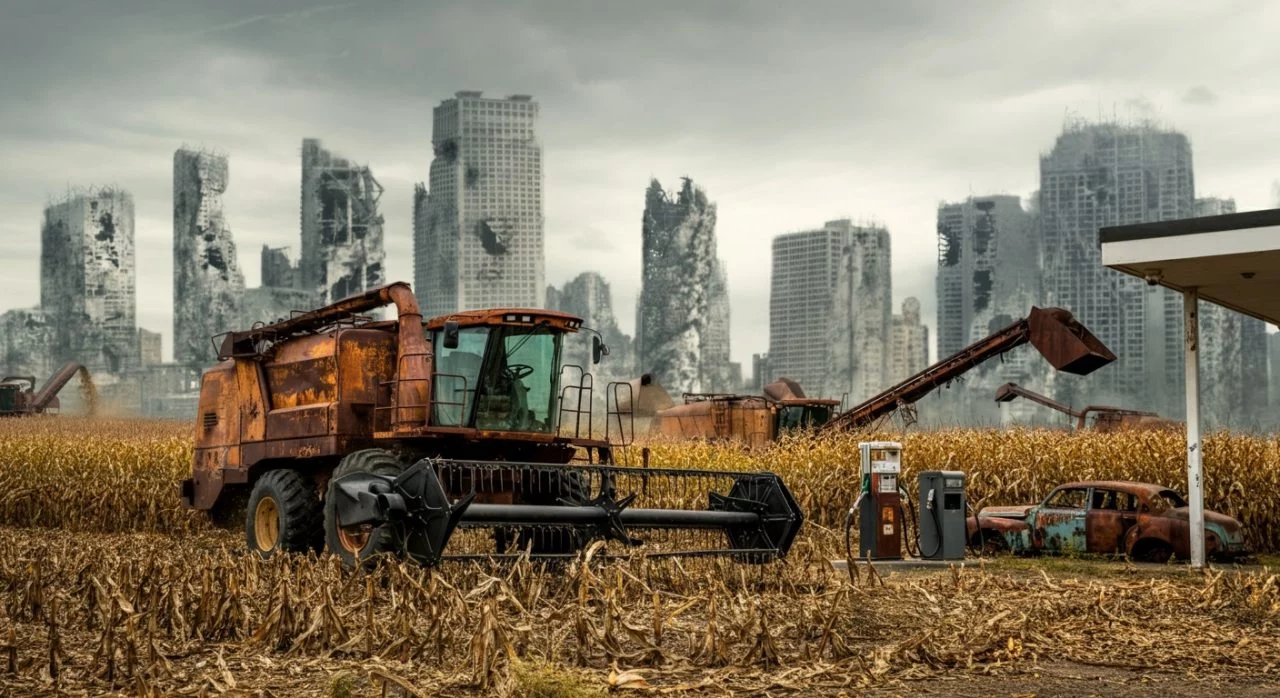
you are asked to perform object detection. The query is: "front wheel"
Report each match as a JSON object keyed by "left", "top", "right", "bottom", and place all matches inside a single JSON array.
[
  {"left": 245, "top": 469, "right": 323, "bottom": 558},
  {"left": 325, "top": 449, "right": 406, "bottom": 568}
]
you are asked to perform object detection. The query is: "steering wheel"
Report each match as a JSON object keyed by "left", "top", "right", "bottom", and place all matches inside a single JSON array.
[{"left": 504, "top": 364, "right": 534, "bottom": 380}]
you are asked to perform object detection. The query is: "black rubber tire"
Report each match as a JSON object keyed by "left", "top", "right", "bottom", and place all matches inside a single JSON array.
[
  {"left": 325, "top": 449, "right": 406, "bottom": 569},
  {"left": 245, "top": 469, "right": 323, "bottom": 558},
  {"left": 1132, "top": 540, "right": 1174, "bottom": 563},
  {"left": 496, "top": 469, "right": 591, "bottom": 556},
  {"left": 973, "top": 529, "right": 1007, "bottom": 558},
  {"left": 209, "top": 486, "right": 250, "bottom": 530}
]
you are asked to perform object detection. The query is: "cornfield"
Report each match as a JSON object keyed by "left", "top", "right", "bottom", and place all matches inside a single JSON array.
[{"left": 1, "top": 418, "right": 1280, "bottom": 695}]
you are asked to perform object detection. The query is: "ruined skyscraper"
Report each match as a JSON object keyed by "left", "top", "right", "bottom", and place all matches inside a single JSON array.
[
  {"left": 768, "top": 219, "right": 891, "bottom": 402},
  {"left": 1192, "top": 197, "right": 1268, "bottom": 429},
  {"left": 173, "top": 148, "right": 245, "bottom": 366},
  {"left": 935, "top": 196, "right": 1039, "bottom": 357},
  {"left": 889, "top": 297, "right": 929, "bottom": 384},
  {"left": 300, "top": 138, "right": 385, "bottom": 304},
  {"left": 416, "top": 92, "right": 545, "bottom": 317},
  {"left": 242, "top": 245, "right": 314, "bottom": 328},
  {"left": 824, "top": 221, "right": 892, "bottom": 403},
  {"left": 636, "top": 177, "right": 730, "bottom": 394},
  {"left": 545, "top": 272, "right": 635, "bottom": 387},
  {"left": 41, "top": 188, "right": 138, "bottom": 373},
  {"left": 0, "top": 308, "right": 55, "bottom": 379},
  {"left": 1040, "top": 121, "right": 1195, "bottom": 414},
  {"left": 934, "top": 195, "right": 1045, "bottom": 424}
]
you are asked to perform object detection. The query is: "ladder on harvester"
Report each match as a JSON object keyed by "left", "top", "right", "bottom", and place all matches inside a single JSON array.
[{"left": 711, "top": 400, "right": 729, "bottom": 438}]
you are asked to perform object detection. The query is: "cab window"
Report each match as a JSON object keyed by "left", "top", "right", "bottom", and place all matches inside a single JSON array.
[
  {"left": 432, "top": 327, "right": 488, "bottom": 426},
  {"left": 474, "top": 327, "right": 560, "bottom": 433},
  {"left": 1044, "top": 487, "right": 1088, "bottom": 510}
]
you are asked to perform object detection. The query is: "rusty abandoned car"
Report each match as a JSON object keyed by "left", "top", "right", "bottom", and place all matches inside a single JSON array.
[{"left": 967, "top": 481, "right": 1247, "bottom": 562}]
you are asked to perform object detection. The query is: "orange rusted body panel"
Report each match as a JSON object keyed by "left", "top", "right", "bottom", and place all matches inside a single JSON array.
[
  {"left": 182, "top": 283, "right": 609, "bottom": 512},
  {"left": 651, "top": 397, "right": 777, "bottom": 449}
]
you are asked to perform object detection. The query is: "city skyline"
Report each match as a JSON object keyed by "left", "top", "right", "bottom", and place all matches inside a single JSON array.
[{"left": 4, "top": 2, "right": 1277, "bottom": 366}]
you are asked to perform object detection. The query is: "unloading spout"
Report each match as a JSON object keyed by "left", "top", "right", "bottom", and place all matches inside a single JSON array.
[{"left": 1026, "top": 307, "right": 1116, "bottom": 375}]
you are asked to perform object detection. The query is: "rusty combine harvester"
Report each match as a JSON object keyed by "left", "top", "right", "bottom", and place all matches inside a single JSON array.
[
  {"left": 993, "top": 382, "right": 1174, "bottom": 432},
  {"left": 0, "top": 361, "right": 86, "bottom": 417},
  {"left": 181, "top": 282, "right": 803, "bottom": 568},
  {"left": 823, "top": 307, "right": 1116, "bottom": 431},
  {"left": 649, "top": 378, "right": 839, "bottom": 448}
]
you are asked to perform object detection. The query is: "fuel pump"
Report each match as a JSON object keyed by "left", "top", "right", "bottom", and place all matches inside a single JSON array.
[{"left": 853, "top": 441, "right": 903, "bottom": 560}]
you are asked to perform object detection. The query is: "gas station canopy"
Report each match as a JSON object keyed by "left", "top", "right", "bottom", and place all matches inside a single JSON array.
[
  {"left": 1100, "top": 207, "right": 1280, "bottom": 569},
  {"left": 1100, "top": 208, "right": 1280, "bottom": 326}
]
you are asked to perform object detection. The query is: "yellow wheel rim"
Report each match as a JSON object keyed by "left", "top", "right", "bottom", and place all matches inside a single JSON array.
[
  {"left": 254, "top": 496, "right": 280, "bottom": 551},
  {"left": 337, "top": 523, "right": 371, "bottom": 555}
]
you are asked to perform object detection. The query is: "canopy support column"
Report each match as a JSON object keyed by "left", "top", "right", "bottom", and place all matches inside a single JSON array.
[{"left": 1183, "top": 288, "right": 1205, "bottom": 569}]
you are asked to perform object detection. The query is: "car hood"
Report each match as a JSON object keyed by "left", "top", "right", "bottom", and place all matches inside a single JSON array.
[{"left": 978, "top": 505, "right": 1034, "bottom": 519}]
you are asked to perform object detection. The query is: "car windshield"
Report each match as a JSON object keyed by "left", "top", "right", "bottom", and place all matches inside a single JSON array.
[{"left": 1043, "top": 487, "right": 1087, "bottom": 510}]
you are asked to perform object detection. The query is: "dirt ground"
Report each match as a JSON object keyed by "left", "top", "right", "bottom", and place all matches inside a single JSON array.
[{"left": 1, "top": 528, "right": 1277, "bottom": 697}]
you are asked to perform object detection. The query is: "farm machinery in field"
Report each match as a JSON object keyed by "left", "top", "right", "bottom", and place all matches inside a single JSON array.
[
  {"left": 180, "top": 282, "right": 803, "bottom": 568},
  {"left": 0, "top": 361, "right": 88, "bottom": 417}
]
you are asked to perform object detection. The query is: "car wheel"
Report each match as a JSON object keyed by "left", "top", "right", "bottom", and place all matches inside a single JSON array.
[{"left": 1131, "top": 539, "right": 1174, "bottom": 563}]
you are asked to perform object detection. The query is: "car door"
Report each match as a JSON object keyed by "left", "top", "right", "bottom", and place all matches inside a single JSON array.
[
  {"left": 1034, "top": 486, "right": 1088, "bottom": 554},
  {"left": 1085, "top": 488, "right": 1136, "bottom": 554}
]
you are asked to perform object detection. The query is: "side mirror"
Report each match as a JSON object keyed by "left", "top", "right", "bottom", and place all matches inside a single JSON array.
[
  {"left": 592, "top": 335, "right": 609, "bottom": 364},
  {"left": 443, "top": 320, "right": 460, "bottom": 349}
]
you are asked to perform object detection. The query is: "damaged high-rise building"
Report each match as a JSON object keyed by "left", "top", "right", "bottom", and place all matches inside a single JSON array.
[
  {"left": 935, "top": 195, "right": 1046, "bottom": 425},
  {"left": 1040, "top": 121, "right": 1195, "bottom": 416},
  {"left": 41, "top": 188, "right": 138, "bottom": 373},
  {"left": 0, "top": 308, "right": 56, "bottom": 379},
  {"left": 173, "top": 148, "right": 245, "bottom": 366},
  {"left": 889, "top": 297, "right": 929, "bottom": 384},
  {"left": 1192, "top": 197, "right": 1269, "bottom": 430},
  {"left": 635, "top": 177, "right": 731, "bottom": 394},
  {"left": 935, "top": 196, "right": 1040, "bottom": 357},
  {"left": 415, "top": 92, "right": 545, "bottom": 318},
  {"left": 768, "top": 219, "right": 891, "bottom": 402},
  {"left": 242, "top": 245, "right": 315, "bottom": 327},
  {"left": 823, "top": 221, "right": 892, "bottom": 403},
  {"left": 545, "top": 272, "right": 635, "bottom": 388},
  {"left": 300, "top": 138, "right": 385, "bottom": 304}
]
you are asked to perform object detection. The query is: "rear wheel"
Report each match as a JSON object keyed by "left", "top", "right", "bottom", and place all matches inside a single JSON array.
[
  {"left": 1131, "top": 539, "right": 1174, "bottom": 563},
  {"left": 325, "top": 449, "right": 406, "bottom": 568},
  {"left": 245, "top": 469, "right": 323, "bottom": 558}
]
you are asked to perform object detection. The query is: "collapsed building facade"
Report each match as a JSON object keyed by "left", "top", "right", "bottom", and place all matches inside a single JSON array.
[
  {"left": 41, "top": 188, "right": 140, "bottom": 374},
  {"left": 300, "top": 138, "right": 385, "bottom": 305},
  {"left": 545, "top": 272, "right": 635, "bottom": 390},
  {"left": 635, "top": 177, "right": 732, "bottom": 395},
  {"left": 934, "top": 195, "right": 1046, "bottom": 425},
  {"left": 888, "top": 297, "right": 929, "bottom": 385},
  {"left": 415, "top": 92, "right": 545, "bottom": 319},
  {"left": 1039, "top": 121, "right": 1195, "bottom": 416},
  {"left": 172, "top": 148, "right": 245, "bottom": 367},
  {"left": 823, "top": 221, "right": 892, "bottom": 403},
  {"left": 768, "top": 219, "right": 891, "bottom": 403}
]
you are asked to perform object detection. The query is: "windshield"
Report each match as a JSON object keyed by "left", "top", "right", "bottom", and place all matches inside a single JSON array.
[
  {"left": 474, "top": 326, "right": 561, "bottom": 433},
  {"left": 778, "top": 404, "right": 833, "bottom": 431}
]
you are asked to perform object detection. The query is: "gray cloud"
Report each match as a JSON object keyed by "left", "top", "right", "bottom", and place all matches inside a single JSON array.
[
  {"left": 2, "top": 0, "right": 1278, "bottom": 366},
  {"left": 1182, "top": 85, "right": 1218, "bottom": 105}
]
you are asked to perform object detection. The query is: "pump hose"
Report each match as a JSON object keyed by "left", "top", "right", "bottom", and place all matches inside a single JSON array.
[
  {"left": 843, "top": 493, "right": 865, "bottom": 583},
  {"left": 966, "top": 499, "right": 989, "bottom": 557},
  {"left": 903, "top": 488, "right": 943, "bottom": 558}
]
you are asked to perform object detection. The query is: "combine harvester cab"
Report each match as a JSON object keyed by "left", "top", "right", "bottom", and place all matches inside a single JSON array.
[{"left": 181, "top": 282, "right": 804, "bottom": 568}]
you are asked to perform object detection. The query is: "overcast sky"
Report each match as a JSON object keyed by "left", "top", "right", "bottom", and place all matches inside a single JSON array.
[{"left": 2, "top": 0, "right": 1278, "bottom": 365}]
